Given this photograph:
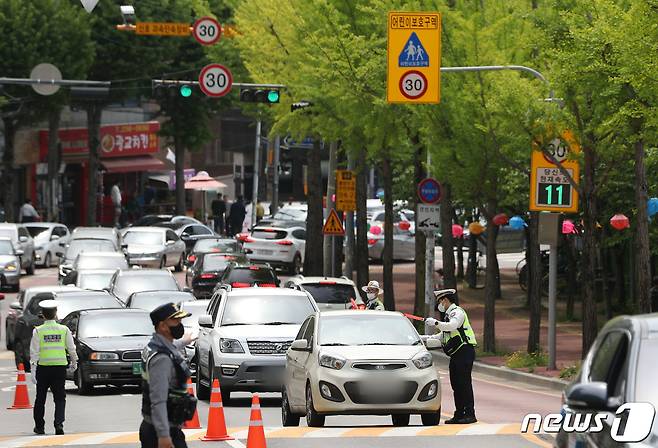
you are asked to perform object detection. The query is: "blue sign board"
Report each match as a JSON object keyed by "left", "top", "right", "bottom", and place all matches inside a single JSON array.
[
  {"left": 398, "top": 32, "right": 429, "bottom": 68},
  {"left": 417, "top": 178, "right": 442, "bottom": 204}
]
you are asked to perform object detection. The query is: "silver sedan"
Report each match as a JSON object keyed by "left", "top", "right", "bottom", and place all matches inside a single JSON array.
[{"left": 121, "top": 227, "right": 186, "bottom": 271}]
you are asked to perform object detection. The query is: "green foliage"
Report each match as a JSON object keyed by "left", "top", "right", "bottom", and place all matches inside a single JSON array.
[
  {"left": 505, "top": 350, "right": 548, "bottom": 370},
  {"left": 559, "top": 363, "right": 580, "bottom": 380}
]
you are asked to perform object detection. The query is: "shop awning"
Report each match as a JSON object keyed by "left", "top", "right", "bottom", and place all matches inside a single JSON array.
[{"left": 102, "top": 156, "right": 166, "bottom": 173}]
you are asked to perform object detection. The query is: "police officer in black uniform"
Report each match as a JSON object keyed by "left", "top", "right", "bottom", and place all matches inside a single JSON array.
[{"left": 140, "top": 303, "right": 196, "bottom": 448}]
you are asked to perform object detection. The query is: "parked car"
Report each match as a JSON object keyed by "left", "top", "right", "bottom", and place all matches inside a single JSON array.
[
  {"left": 555, "top": 313, "right": 658, "bottom": 448},
  {"left": 107, "top": 268, "right": 181, "bottom": 304},
  {"left": 121, "top": 227, "right": 186, "bottom": 270},
  {"left": 283, "top": 310, "right": 441, "bottom": 427},
  {"left": 284, "top": 276, "right": 363, "bottom": 311},
  {"left": 126, "top": 290, "right": 195, "bottom": 312},
  {"left": 271, "top": 204, "right": 307, "bottom": 222},
  {"left": 75, "top": 269, "right": 117, "bottom": 291},
  {"left": 0, "top": 237, "right": 21, "bottom": 292},
  {"left": 215, "top": 262, "right": 280, "bottom": 289},
  {"left": 242, "top": 222, "right": 306, "bottom": 274},
  {"left": 61, "top": 252, "right": 128, "bottom": 285},
  {"left": 24, "top": 222, "right": 70, "bottom": 268},
  {"left": 69, "top": 226, "right": 123, "bottom": 248},
  {"left": 367, "top": 210, "right": 415, "bottom": 261},
  {"left": 186, "top": 237, "right": 242, "bottom": 266},
  {"left": 186, "top": 253, "right": 247, "bottom": 298},
  {"left": 153, "top": 222, "right": 216, "bottom": 254},
  {"left": 132, "top": 215, "right": 201, "bottom": 227},
  {"left": 5, "top": 286, "right": 81, "bottom": 350},
  {"left": 0, "top": 223, "right": 36, "bottom": 274},
  {"left": 61, "top": 308, "right": 152, "bottom": 394},
  {"left": 13, "top": 289, "right": 122, "bottom": 370},
  {"left": 57, "top": 238, "right": 123, "bottom": 281},
  {"left": 195, "top": 287, "right": 318, "bottom": 403}
]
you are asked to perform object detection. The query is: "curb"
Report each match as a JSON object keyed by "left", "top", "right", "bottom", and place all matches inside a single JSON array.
[{"left": 431, "top": 351, "right": 568, "bottom": 392}]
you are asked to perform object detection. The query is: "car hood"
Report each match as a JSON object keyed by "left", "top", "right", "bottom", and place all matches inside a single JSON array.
[
  {"left": 79, "top": 336, "right": 151, "bottom": 352},
  {"left": 319, "top": 344, "right": 424, "bottom": 361},
  {"left": 0, "top": 254, "right": 18, "bottom": 264},
  {"left": 127, "top": 244, "right": 163, "bottom": 253},
  {"left": 219, "top": 324, "right": 301, "bottom": 339}
]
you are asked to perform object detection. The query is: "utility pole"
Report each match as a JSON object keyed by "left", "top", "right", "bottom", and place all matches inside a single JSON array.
[
  {"left": 250, "top": 119, "right": 261, "bottom": 228},
  {"left": 271, "top": 135, "right": 281, "bottom": 216},
  {"left": 343, "top": 153, "right": 355, "bottom": 279},
  {"left": 324, "top": 141, "right": 338, "bottom": 276}
]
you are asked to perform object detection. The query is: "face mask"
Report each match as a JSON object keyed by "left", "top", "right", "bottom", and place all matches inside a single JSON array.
[
  {"left": 367, "top": 292, "right": 377, "bottom": 300},
  {"left": 438, "top": 302, "right": 446, "bottom": 313},
  {"left": 169, "top": 323, "right": 185, "bottom": 340}
]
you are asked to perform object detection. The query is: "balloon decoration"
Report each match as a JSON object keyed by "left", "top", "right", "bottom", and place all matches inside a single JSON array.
[
  {"left": 452, "top": 224, "right": 464, "bottom": 238},
  {"left": 610, "top": 214, "right": 630, "bottom": 230},
  {"left": 398, "top": 221, "right": 411, "bottom": 231},
  {"left": 648, "top": 198, "right": 658, "bottom": 218},
  {"left": 492, "top": 213, "right": 509, "bottom": 226},
  {"left": 376, "top": 188, "right": 385, "bottom": 200},
  {"left": 508, "top": 216, "right": 527, "bottom": 230},
  {"left": 468, "top": 222, "right": 485, "bottom": 235},
  {"left": 370, "top": 225, "right": 382, "bottom": 235},
  {"left": 562, "top": 219, "right": 577, "bottom": 234}
]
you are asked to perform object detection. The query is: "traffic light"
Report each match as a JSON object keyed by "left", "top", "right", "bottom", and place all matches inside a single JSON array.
[
  {"left": 240, "top": 88, "right": 280, "bottom": 104},
  {"left": 152, "top": 81, "right": 194, "bottom": 99},
  {"left": 179, "top": 84, "right": 193, "bottom": 98}
]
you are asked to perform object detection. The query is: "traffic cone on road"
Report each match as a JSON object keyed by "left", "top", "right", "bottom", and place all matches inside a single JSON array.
[
  {"left": 7, "top": 363, "right": 32, "bottom": 410},
  {"left": 183, "top": 378, "right": 201, "bottom": 429},
  {"left": 246, "top": 393, "right": 266, "bottom": 448},
  {"left": 200, "top": 378, "right": 233, "bottom": 441}
]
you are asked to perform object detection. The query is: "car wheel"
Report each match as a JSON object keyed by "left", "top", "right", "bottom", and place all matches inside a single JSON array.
[
  {"left": 43, "top": 253, "right": 51, "bottom": 269},
  {"left": 305, "top": 383, "right": 325, "bottom": 427},
  {"left": 421, "top": 409, "right": 441, "bottom": 426},
  {"left": 159, "top": 256, "right": 166, "bottom": 269},
  {"left": 76, "top": 366, "right": 93, "bottom": 395},
  {"left": 26, "top": 256, "right": 35, "bottom": 275},
  {"left": 289, "top": 254, "right": 302, "bottom": 275},
  {"left": 196, "top": 352, "right": 210, "bottom": 400},
  {"left": 281, "top": 387, "right": 300, "bottom": 427},
  {"left": 174, "top": 254, "right": 184, "bottom": 272},
  {"left": 392, "top": 414, "right": 410, "bottom": 427}
]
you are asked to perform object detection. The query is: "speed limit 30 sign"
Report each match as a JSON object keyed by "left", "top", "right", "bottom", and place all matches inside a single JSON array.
[
  {"left": 399, "top": 70, "right": 428, "bottom": 100},
  {"left": 198, "top": 63, "right": 232, "bottom": 98},
  {"left": 193, "top": 16, "right": 221, "bottom": 46}
]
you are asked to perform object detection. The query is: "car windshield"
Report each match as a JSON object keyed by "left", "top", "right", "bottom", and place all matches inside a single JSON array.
[
  {"left": 319, "top": 314, "right": 421, "bottom": 346},
  {"left": 252, "top": 229, "right": 287, "bottom": 240},
  {"left": 78, "top": 313, "right": 152, "bottom": 338},
  {"left": 302, "top": 283, "right": 356, "bottom": 304},
  {"left": 227, "top": 268, "right": 277, "bottom": 285},
  {"left": 75, "top": 254, "right": 127, "bottom": 270},
  {"left": 194, "top": 240, "right": 238, "bottom": 253},
  {"left": 27, "top": 295, "right": 119, "bottom": 319},
  {"left": 26, "top": 226, "right": 50, "bottom": 238},
  {"left": 274, "top": 208, "right": 305, "bottom": 220},
  {"left": 66, "top": 240, "right": 116, "bottom": 260},
  {"left": 123, "top": 231, "right": 163, "bottom": 245},
  {"left": 221, "top": 295, "right": 315, "bottom": 326},
  {"left": 77, "top": 272, "right": 114, "bottom": 290},
  {"left": 129, "top": 294, "right": 175, "bottom": 312},
  {"left": 203, "top": 255, "right": 232, "bottom": 271},
  {"left": 114, "top": 274, "right": 179, "bottom": 301},
  {"left": 0, "top": 240, "right": 14, "bottom": 254},
  {"left": 181, "top": 302, "right": 210, "bottom": 328},
  {"left": 635, "top": 337, "right": 658, "bottom": 437},
  {"left": 0, "top": 229, "right": 15, "bottom": 240}
]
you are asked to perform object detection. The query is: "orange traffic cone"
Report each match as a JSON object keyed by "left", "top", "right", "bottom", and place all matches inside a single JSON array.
[
  {"left": 183, "top": 378, "right": 201, "bottom": 429},
  {"left": 246, "top": 393, "right": 266, "bottom": 448},
  {"left": 7, "top": 363, "right": 32, "bottom": 410},
  {"left": 200, "top": 378, "right": 233, "bottom": 441}
]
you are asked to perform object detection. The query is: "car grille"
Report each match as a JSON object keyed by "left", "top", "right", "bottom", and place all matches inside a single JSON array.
[
  {"left": 247, "top": 340, "right": 292, "bottom": 355},
  {"left": 352, "top": 362, "right": 407, "bottom": 371},
  {"left": 121, "top": 351, "right": 142, "bottom": 361},
  {"left": 344, "top": 381, "right": 418, "bottom": 404}
]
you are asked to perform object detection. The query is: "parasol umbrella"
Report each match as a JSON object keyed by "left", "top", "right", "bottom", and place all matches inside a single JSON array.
[{"left": 184, "top": 171, "right": 227, "bottom": 224}]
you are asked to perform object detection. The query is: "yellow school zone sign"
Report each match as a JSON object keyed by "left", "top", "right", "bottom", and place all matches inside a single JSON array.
[{"left": 386, "top": 12, "right": 441, "bottom": 104}]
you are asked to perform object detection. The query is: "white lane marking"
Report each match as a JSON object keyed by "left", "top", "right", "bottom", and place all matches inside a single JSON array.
[
  {"left": 301, "top": 428, "right": 347, "bottom": 438},
  {"left": 225, "top": 439, "right": 247, "bottom": 448}
]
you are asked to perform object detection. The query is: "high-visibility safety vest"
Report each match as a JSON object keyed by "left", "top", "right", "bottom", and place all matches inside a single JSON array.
[
  {"left": 36, "top": 321, "right": 69, "bottom": 366},
  {"left": 440, "top": 305, "right": 477, "bottom": 355}
]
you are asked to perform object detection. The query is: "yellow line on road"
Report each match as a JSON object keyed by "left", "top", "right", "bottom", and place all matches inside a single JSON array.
[
  {"left": 24, "top": 433, "right": 91, "bottom": 446},
  {"left": 496, "top": 423, "right": 522, "bottom": 435},
  {"left": 417, "top": 425, "right": 464, "bottom": 436},
  {"left": 342, "top": 426, "right": 393, "bottom": 437},
  {"left": 104, "top": 432, "right": 140, "bottom": 444},
  {"left": 0, "top": 351, "right": 15, "bottom": 360},
  {"left": 266, "top": 427, "right": 320, "bottom": 438},
  {"left": 522, "top": 433, "right": 553, "bottom": 448}
]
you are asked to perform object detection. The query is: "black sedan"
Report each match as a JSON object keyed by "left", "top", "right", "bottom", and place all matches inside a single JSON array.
[
  {"left": 214, "top": 262, "right": 280, "bottom": 291},
  {"left": 61, "top": 308, "right": 152, "bottom": 394},
  {"left": 126, "top": 290, "right": 196, "bottom": 312},
  {"left": 186, "top": 253, "right": 247, "bottom": 298},
  {"left": 153, "top": 222, "right": 216, "bottom": 254},
  {"left": 186, "top": 237, "right": 242, "bottom": 267}
]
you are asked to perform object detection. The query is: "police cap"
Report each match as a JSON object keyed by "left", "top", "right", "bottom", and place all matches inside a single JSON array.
[
  {"left": 433, "top": 288, "right": 457, "bottom": 301},
  {"left": 150, "top": 302, "right": 191, "bottom": 326},
  {"left": 39, "top": 300, "right": 58, "bottom": 310}
]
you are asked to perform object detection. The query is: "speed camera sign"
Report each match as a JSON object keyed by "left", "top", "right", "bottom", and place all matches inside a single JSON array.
[{"left": 198, "top": 63, "right": 232, "bottom": 98}]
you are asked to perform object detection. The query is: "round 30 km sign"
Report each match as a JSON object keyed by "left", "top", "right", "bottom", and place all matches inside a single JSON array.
[
  {"left": 198, "top": 63, "right": 232, "bottom": 98},
  {"left": 418, "top": 177, "right": 442, "bottom": 204},
  {"left": 193, "top": 16, "right": 221, "bottom": 46},
  {"left": 399, "top": 70, "right": 428, "bottom": 100}
]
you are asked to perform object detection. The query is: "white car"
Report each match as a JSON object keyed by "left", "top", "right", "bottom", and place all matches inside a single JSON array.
[
  {"left": 24, "top": 222, "right": 70, "bottom": 268},
  {"left": 242, "top": 222, "right": 306, "bottom": 274},
  {"left": 121, "top": 227, "right": 186, "bottom": 270},
  {"left": 283, "top": 310, "right": 441, "bottom": 427},
  {"left": 0, "top": 223, "right": 36, "bottom": 274},
  {"left": 367, "top": 210, "right": 415, "bottom": 261},
  {"left": 61, "top": 252, "right": 128, "bottom": 285},
  {"left": 195, "top": 287, "right": 318, "bottom": 403},
  {"left": 74, "top": 269, "right": 117, "bottom": 291},
  {"left": 284, "top": 276, "right": 363, "bottom": 311}
]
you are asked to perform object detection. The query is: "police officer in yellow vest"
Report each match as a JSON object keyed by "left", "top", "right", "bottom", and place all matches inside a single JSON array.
[
  {"left": 29, "top": 300, "right": 77, "bottom": 435},
  {"left": 425, "top": 289, "right": 477, "bottom": 424}
]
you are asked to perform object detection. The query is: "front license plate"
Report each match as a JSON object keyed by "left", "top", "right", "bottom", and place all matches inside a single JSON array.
[
  {"left": 360, "top": 383, "right": 390, "bottom": 395},
  {"left": 132, "top": 362, "right": 142, "bottom": 375}
]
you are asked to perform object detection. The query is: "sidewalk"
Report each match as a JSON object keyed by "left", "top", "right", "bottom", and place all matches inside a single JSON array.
[{"left": 369, "top": 262, "right": 582, "bottom": 379}]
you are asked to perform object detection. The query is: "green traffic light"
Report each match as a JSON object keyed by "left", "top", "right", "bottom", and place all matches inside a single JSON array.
[
  {"left": 267, "top": 90, "right": 280, "bottom": 103},
  {"left": 180, "top": 85, "right": 192, "bottom": 97}
]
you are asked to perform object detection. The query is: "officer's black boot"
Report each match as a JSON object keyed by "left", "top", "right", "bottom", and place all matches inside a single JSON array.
[
  {"left": 444, "top": 411, "right": 464, "bottom": 424},
  {"left": 33, "top": 427, "right": 45, "bottom": 435},
  {"left": 55, "top": 425, "right": 64, "bottom": 435},
  {"left": 459, "top": 408, "right": 477, "bottom": 424}
]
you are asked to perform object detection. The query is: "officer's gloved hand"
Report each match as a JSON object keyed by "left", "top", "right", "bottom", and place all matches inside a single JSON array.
[
  {"left": 67, "top": 362, "right": 77, "bottom": 375},
  {"left": 30, "top": 364, "right": 37, "bottom": 384},
  {"left": 425, "top": 317, "right": 439, "bottom": 327}
]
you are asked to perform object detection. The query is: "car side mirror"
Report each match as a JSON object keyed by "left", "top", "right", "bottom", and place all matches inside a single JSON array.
[
  {"left": 55, "top": 252, "right": 63, "bottom": 258},
  {"left": 19, "top": 236, "right": 28, "bottom": 243},
  {"left": 50, "top": 234, "right": 60, "bottom": 241},
  {"left": 15, "top": 249, "right": 24, "bottom": 256},
  {"left": 166, "top": 240, "right": 175, "bottom": 246},
  {"left": 565, "top": 381, "right": 616, "bottom": 411},
  {"left": 183, "top": 287, "right": 193, "bottom": 293},
  {"left": 10, "top": 301, "right": 22, "bottom": 310},
  {"left": 424, "top": 337, "right": 441, "bottom": 350},
  {"left": 290, "top": 339, "right": 311, "bottom": 352},
  {"left": 198, "top": 315, "right": 213, "bottom": 329},
  {"left": 121, "top": 244, "right": 128, "bottom": 251}
]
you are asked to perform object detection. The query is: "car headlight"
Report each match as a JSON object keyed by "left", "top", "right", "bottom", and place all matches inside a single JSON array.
[
  {"left": 219, "top": 338, "right": 244, "bottom": 353},
  {"left": 412, "top": 351, "right": 433, "bottom": 369},
  {"left": 89, "top": 352, "right": 119, "bottom": 361},
  {"left": 319, "top": 354, "right": 346, "bottom": 370},
  {"left": 4, "top": 261, "right": 17, "bottom": 271}
]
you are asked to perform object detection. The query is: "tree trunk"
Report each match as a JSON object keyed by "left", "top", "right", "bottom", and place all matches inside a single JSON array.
[
  {"left": 303, "top": 139, "right": 324, "bottom": 276},
  {"left": 615, "top": 244, "right": 626, "bottom": 310},
  {"left": 382, "top": 155, "right": 395, "bottom": 311},
  {"left": 323, "top": 141, "right": 338, "bottom": 276},
  {"left": 527, "top": 211, "right": 542, "bottom": 353},
  {"left": 1, "top": 117, "right": 16, "bottom": 223},
  {"left": 634, "top": 139, "right": 651, "bottom": 314},
  {"left": 466, "top": 215, "right": 478, "bottom": 288},
  {"left": 455, "top": 217, "right": 465, "bottom": 280},
  {"left": 483, "top": 203, "right": 498, "bottom": 353},
  {"left": 47, "top": 109, "right": 61, "bottom": 222},
  {"left": 440, "top": 183, "right": 458, "bottom": 302},
  {"left": 86, "top": 104, "right": 102, "bottom": 226},
  {"left": 566, "top": 236, "right": 578, "bottom": 321},
  {"left": 581, "top": 146, "right": 599, "bottom": 354},
  {"left": 174, "top": 125, "right": 185, "bottom": 216},
  {"left": 413, "top": 146, "right": 426, "bottom": 325},
  {"left": 355, "top": 148, "right": 369, "bottom": 295}
]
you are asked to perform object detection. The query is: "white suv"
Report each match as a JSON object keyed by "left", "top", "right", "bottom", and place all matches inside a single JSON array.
[
  {"left": 242, "top": 222, "right": 306, "bottom": 274},
  {"left": 284, "top": 276, "right": 364, "bottom": 311},
  {"left": 195, "top": 287, "right": 318, "bottom": 403}
]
